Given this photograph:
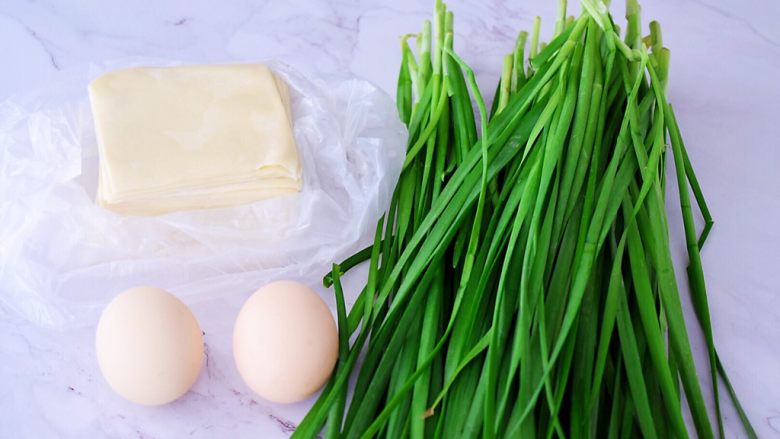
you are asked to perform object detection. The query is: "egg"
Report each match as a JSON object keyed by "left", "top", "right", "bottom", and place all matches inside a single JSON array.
[
  {"left": 95, "top": 286, "right": 204, "bottom": 406},
  {"left": 233, "top": 280, "right": 339, "bottom": 403}
]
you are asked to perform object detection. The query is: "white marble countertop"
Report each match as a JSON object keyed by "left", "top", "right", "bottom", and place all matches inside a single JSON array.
[{"left": 1, "top": 0, "right": 779, "bottom": 437}]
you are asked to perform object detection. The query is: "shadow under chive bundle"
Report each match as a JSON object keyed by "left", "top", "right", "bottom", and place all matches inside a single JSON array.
[{"left": 294, "top": 0, "right": 756, "bottom": 437}]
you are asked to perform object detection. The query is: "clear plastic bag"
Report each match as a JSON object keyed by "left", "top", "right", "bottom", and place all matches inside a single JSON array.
[{"left": 0, "top": 60, "right": 406, "bottom": 329}]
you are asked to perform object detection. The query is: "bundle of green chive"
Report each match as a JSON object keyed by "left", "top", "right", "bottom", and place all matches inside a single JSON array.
[{"left": 293, "top": 0, "right": 756, "bottom": 437}]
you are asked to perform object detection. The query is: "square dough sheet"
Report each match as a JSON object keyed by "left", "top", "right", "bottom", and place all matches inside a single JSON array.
[{"left": 89, "top": 64, "right": 302, "bottom": 215}]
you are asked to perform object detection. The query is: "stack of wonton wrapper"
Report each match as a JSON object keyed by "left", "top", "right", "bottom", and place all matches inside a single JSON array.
[{"left": 89, "top": 64, "right": 302, "bottom": 216}]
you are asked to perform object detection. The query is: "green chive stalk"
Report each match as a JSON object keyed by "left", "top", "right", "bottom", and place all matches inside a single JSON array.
[{"left": 294, "top": 0, "right": 756, "bottom": 437}]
